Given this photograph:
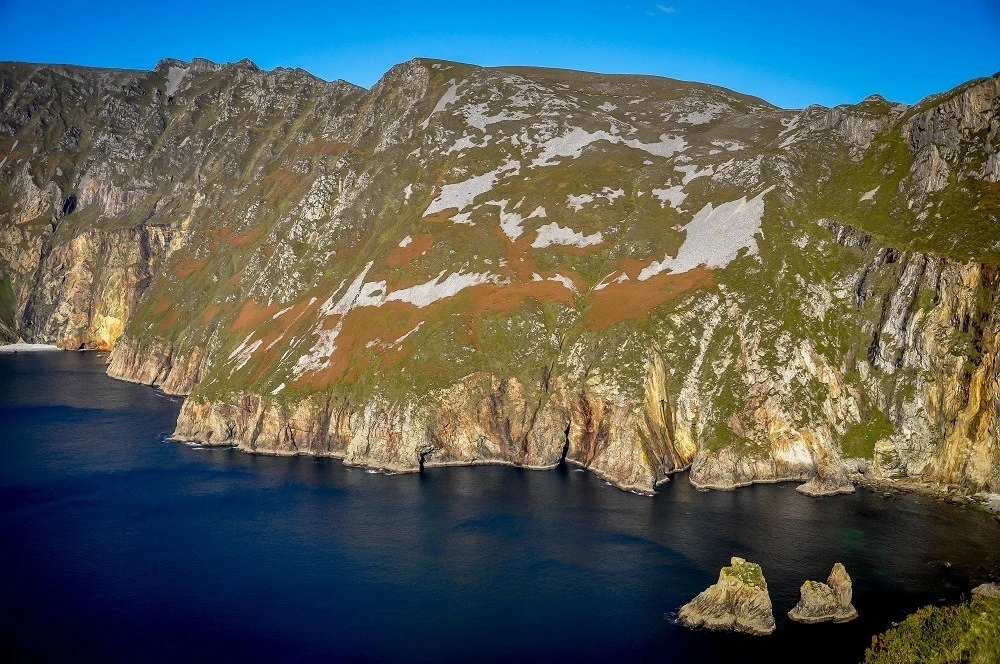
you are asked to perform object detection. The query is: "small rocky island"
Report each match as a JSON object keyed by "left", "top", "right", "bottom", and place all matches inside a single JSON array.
[
  {"left": 677, "top": 557, "right": 776, "bottom": 636},
  {"left": 796, "top": 466, "right": 856, "bottom": 497},
  {"left": 788, "top": 563, "right": 858, "bottom": 624}
]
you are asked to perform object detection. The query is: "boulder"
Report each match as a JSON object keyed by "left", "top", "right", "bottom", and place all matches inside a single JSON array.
[
  {"left": 678, "top": 557, "right": 776, "bottom": 635},
  {"left": 797, "top": 465, "right": 855, "bottom": 496},
  {"left": 788, "top": 562, "right": 858, "bottom": 623},
  {"left": 971, "top": 583, "right": 1000, "bottom": 599}
]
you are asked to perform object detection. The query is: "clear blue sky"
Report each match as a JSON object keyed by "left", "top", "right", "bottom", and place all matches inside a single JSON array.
[{"left": 1, "top": 0, "right": 997, "bottom": 109}]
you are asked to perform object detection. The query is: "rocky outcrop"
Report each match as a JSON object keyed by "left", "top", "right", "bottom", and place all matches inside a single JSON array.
[
  {"left": 684, "top": 220, "right": 1000, "bottom": 496},
  {"left": 788, "top": 563, "right": 858, "bottom": 624},
  {"left": 20, "top": 226, "right": 172, "bottom": 350},
  {"left": 902, "top": 75, "right": 999, "bottom": 199},
  {"left": 864, "top": 254, "right": 1000, "bottom": 494},
  {"left": 677, "top": 557, "right": 776, "bottom": 635},
  {"left": 905, "top": 75, "right": 1000, "bottom": 161},
  {"left": 972, "top": 583, "right": 1000, "bottom": 599},
  {"left": 2, "top": 188, "right": 173, "bottom": 350},
  {"left": 690, "top": 448, "right": 811, "bottom": 491},
  {"left": 797, "top": 467, "right": 856, "bottom": 497},
  {"left": 107, "top": 336, "right": 208, "bottom": 396}
]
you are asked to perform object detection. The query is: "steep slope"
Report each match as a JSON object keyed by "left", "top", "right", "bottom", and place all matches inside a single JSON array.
[{"left": 1, "top": 58, "right": 997, "bottom": 497}]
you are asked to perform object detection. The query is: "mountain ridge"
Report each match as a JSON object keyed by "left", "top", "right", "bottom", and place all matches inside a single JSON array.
[{"left": 19, "top": 55, "right": 993, "bottom": 110}]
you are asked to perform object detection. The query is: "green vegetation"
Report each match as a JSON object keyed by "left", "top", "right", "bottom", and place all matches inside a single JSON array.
[
  {"left": 842, "top": 412, "right": 894, "bottom": 459},
  {"left": 865, "top": 596, "right": 1000, "bottom": 664},
  {"left": 727, "top": 559, "right": 767, "bottom": 590}
]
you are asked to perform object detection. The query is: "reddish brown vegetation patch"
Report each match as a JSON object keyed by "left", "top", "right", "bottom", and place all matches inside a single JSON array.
[
  {"left": 261, "top": 169, "right": 312, "bottom": 206},
  {"left": 156, "top": 307, "right": 184, "bottom": 334},
  {"left": 206, "top": 224, "right": 264, "bottom": 248},
  {"left": 584, "top": 266, "right": 714, "bottom": 330},
  {"left": 466, "top": 279, "right": 575, "bottom": 320},
  {"left": 200, "top": 305, "right": 222, "bottom": 324},
  {"left": 294, "top": 302, "right": 424, "bottom": 389},
  {"left": 171, "top": 251, "right": 207, "bottom": 278},
  {"left": 385, "top": 233, "right": 435, "bottom": 267},
  {"left": 230, "top": 299, "right": 278, "bottom": 332},
  {"left": 150, "top": 292, "right": 174, "bottom": 316},
  {"left": 422, "top": 209, "right": 459, "bottom": 222},
  {"left": 275, "top": 296, "right": 318, "bottom": 326},
  {"left": 498, "top": 230, "right": 541, "bottom": 281}
]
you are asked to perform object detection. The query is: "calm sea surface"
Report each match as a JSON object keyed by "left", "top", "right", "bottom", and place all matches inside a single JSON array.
[{"left": 2, "top": 352, "right": 999, "bottom": 663}]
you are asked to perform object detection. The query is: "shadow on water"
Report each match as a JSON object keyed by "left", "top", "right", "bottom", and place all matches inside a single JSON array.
[{"left": 2, "top": 352, "right": 999, "bottom": 663}]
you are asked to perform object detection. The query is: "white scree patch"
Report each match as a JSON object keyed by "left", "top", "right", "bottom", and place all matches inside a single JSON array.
[
  {"left": 423, "top": 160, "right": 520, "bottom": 216},
  {"left": 532, "top": 223, "right": 604, "bottom": 249},
  {"left": 639, "top": 186, "right": 776, "bottom": 280},
  {"left": 651, "top": 185, "right": 687, "bottom": 210}
]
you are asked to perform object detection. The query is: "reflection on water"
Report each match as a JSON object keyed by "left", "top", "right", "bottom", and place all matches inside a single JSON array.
[{"left": 2, "top": 352, "right": 998, "bottom": 663}]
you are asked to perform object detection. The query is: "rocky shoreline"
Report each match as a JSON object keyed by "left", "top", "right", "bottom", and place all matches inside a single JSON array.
[
  {"left": 95, "top": 341, "right": 1000, "bottom": 509},
  {"left": 0, "top": 342, "right": 974, "bottom": 509}
]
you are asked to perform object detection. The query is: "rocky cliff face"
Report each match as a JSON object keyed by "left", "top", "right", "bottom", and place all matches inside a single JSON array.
[{"left": 1, "top": 57, "right": 997, "bottom": 498}]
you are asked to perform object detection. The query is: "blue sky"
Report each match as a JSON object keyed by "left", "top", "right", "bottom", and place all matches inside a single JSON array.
[{"left": 1, "top": 0, "right": 997, "bottom": 108}]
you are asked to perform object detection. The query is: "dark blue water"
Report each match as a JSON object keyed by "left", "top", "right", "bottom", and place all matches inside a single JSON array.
[{"left": 2, "top": 352, "right": 999, "bottom": 663}]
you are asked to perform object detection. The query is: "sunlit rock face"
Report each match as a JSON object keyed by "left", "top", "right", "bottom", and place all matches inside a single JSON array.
[
  {"left": 678, "top": 557, "right": 776, "bottom": 635},
  {"left": 788, "top": 563, "right": 858, "bottom": 624},
  {"left": 1, "top": 57, "right": 997, "bottom": 496}
]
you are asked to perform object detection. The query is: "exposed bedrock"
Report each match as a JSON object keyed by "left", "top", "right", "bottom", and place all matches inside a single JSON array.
[
  {"left": 788, "top": 563, "right": 858, "bottom": 624},
  {"left": 171, "top": 371, "right": 698, "bottom": 493},
  {"left": 6, "top": 223, "right": 172, "bottom": 350},
  {"left": 106, "top": 336, "right": 208, "bottom": 396},
  {"left": 677, "top": 557, "right": 776, "bottom": 636}
]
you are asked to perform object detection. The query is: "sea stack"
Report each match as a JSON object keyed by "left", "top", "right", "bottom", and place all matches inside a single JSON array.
[
  {"left": 677, "top": 557, "right": 776, "bottom": 635},
  {"left": 788, "top": 563, "right": 858, "bottom": 623}
]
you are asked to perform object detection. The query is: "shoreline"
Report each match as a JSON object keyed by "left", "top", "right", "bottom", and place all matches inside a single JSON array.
[
  {"left": 0, "top": 343, "right": 61, "bottom": 353},
  {"left": 13, "top": 345, "right": 997, "bottom": 513},
  {"left": 164, "top": 431, "right": 1000, "bottom": 513}
]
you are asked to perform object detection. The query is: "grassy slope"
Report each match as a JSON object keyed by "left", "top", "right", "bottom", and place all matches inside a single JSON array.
[{"left": 865, "top": 595, "right": 1000, "bottom": 664}]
